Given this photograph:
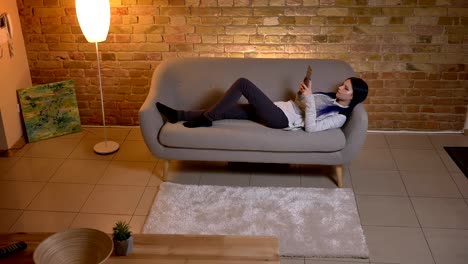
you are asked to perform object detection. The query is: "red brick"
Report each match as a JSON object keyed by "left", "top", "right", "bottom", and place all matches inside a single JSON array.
[
  {"left": 33, "top": 7, "right": 64, "bottom": 17},
  {"left": 411, "top": 25, "right": 444, "bottom": 35},
  {"left": 163, "top": 34, "right": 186, "bottom": 42},
  {"left": 24, "top": 0, "right": 43, "bottom": 7}
]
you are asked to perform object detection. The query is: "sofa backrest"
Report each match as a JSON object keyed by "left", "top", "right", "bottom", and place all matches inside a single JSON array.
[{"left": 153, "top": 58, "right": 356, "bottom": 110}]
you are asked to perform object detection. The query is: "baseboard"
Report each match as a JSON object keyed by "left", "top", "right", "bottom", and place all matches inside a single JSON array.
[
  {"left": 0, "top": 136, "right": 26, "bottom": 157},
  {"left": 367, "top": 129, "right": 464, "bottom": 134}
]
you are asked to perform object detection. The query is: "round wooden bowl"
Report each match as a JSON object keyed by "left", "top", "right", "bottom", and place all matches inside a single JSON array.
[{"left": 33, "top": 228, "right": 113, "bottom": 264}]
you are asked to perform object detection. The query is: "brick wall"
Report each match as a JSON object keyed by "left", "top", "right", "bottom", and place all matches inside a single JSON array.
[{"left": 17, "top": 0, "right": 468, "bottom": 130}]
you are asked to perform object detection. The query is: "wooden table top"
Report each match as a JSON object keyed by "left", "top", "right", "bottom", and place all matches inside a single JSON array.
[{"left": 0, "top": 232, "right": 280, "bottom": 263}]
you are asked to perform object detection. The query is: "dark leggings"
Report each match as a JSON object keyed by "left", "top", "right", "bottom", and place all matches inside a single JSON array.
[{"left": 181, "top": 78, "right": 289, "bottom": 129}]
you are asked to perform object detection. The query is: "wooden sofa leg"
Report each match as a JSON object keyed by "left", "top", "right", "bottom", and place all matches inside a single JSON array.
[
  {"left": 162, "top": 159, "right": 169, "bottom": 181},
  {"left": 334, "top": 165, "right": 343, "bottom": 188}
]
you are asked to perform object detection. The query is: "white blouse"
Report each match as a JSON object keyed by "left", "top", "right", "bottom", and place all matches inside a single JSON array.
[{"left": 274, "top": 93, "right": 348, "bottom": 132}]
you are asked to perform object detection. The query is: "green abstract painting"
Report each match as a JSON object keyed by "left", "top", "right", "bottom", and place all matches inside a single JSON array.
[{"left": 17, "top": 80, "right": 82, "bottom": 142}]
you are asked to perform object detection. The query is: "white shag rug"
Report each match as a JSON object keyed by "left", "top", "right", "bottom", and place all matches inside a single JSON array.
[{"left": 143, "top": 182, "right": 369, "bottom": 258}]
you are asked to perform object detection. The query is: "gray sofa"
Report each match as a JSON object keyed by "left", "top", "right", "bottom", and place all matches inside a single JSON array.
[{"left": 139, "top": 58, "right": 368, "bottom": 187}]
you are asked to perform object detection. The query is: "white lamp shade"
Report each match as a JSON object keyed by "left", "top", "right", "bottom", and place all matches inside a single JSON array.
[{"left": 76, "top": 0, "right": 110, "bottom": 43}]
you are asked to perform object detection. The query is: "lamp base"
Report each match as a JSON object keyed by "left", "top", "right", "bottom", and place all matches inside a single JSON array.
[{"left": 94, "top": 141, "right": 119, "bottom": 155}]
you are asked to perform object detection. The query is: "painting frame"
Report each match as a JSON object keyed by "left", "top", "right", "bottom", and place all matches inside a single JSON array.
[{"left": 17, "top": 80, "right": 82, "bottom": 142}]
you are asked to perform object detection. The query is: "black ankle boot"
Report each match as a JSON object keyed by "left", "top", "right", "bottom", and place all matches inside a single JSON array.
[{"left": 156, "top": 102, "right": 179, "bottom": 123}]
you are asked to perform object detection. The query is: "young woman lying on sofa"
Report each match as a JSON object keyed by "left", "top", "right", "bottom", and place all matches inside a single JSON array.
[{"left": 156, "top": 76, "right": 368, "bottom": 132}]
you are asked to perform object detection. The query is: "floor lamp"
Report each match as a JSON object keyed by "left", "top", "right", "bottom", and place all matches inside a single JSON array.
[{"left": 76, "top": 0, "right": 119, "bottom": 154}]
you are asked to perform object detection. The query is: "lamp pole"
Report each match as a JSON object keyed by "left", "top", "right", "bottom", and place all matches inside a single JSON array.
[
  {"left": 92, "top": 41, "right": 119, "bottom": 154},
  {"left": 95, "top": 42, "right": 107, "bottom": 144}
]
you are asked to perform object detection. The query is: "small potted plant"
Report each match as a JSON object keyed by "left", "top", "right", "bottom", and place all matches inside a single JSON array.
[{"left": 112, "top": 220, "right": 133, "bottom": 256}]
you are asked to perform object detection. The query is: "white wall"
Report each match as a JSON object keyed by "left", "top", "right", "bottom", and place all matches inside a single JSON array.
[{"left": 0, "top": 0, "right": 31, "bottom": 150}]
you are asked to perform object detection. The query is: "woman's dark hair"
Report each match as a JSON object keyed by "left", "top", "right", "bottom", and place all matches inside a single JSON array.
[
  {"left": 316, "top": 77, "right": 368, "bottom": 118},
  {"left": 348, "top": 77, "right": 369, "bottom": 107}
]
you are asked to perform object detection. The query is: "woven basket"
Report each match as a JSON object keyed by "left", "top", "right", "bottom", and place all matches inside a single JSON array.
[{"left": 33, "top": 228, "right": 113, "bottom": 264}]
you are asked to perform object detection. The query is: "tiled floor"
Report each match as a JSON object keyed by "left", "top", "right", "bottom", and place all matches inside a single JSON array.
[{"left": 1, "top": 127, "right": 467, "bottom": 264}]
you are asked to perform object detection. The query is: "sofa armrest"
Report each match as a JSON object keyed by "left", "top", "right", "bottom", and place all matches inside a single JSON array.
[
  {"left": 340, "top": 104, "right": 368, "bottom": 164},
  {"left": 139, "top": 64, "right": 169, "bottom": 158}
]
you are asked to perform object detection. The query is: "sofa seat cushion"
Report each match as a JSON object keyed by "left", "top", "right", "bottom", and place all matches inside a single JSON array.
[{"left": 159, "top": 120, "right": 346, "bottom": 152}]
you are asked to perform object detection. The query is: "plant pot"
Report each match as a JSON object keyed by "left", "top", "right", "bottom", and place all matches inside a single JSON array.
[{"left": 113, "top": 236, "right": 133, "bottom": 256}]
